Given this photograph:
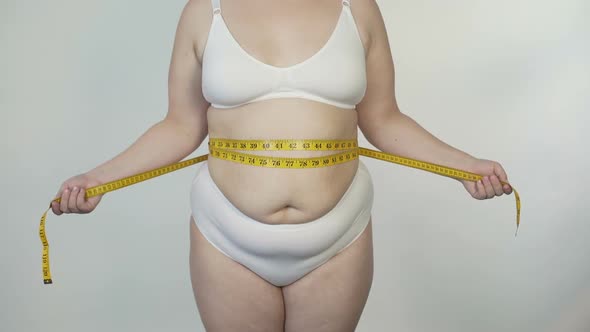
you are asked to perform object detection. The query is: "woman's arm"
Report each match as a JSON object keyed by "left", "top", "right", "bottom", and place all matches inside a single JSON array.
[
  {"left": 86, "top": 1, "right": 209, "bottom": 184},
  {"left": 52, "top": 1, "right": 210, "bottom": 215},
  {"left": 356, "top": 1, "right": 511, "bottom": 199}
]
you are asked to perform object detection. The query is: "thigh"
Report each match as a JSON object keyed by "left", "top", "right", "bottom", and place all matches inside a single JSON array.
[
  {"left": 189, "top": 216, "right": 285, "bottom": 332},
  {"left": 282, "top": 219, "right": 374, "bottom": 332}
]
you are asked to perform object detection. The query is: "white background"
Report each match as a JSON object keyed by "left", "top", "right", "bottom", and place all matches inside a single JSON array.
[{"left": 1, "top": 0, "right": 588, "bottom": 331}]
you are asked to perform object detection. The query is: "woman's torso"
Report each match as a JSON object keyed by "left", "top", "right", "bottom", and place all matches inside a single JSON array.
[{"left": 192, "top": 0, "right": 370, "bottom": 225}]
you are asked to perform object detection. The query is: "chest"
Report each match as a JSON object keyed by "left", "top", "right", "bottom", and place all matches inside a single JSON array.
[{"left": 198, "top": 0, "right": 365, "bottom": 68}]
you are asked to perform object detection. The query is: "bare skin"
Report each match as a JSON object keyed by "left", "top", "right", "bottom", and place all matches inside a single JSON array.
[{"left": 52, "top": 0, "right": 513, "bottom": 330}]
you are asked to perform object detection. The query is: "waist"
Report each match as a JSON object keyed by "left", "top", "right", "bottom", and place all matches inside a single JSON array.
[
  {"left": 209, "top": 137, "right": 359, "bottom": 167},
  {"left": 204, "top": 137, "right": 362, "bottom": 224}
]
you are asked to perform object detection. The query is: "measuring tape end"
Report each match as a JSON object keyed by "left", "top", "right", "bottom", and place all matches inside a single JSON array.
[{"left": 44, "top": 279, "right": 53, "bottom": 285}]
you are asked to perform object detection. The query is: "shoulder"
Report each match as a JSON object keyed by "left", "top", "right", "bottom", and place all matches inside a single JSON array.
[
  {"left": 176, "top": 0, "right": 215, "bottom": 60},
  {"left": 348, "top": 0, "right": 388, "bottom": 52},
  {"left": 182, "top": 0, "right": 214, "bottom": 16},
  {"left": 178, "top": 0, "right": 214, "bottom": 33}
]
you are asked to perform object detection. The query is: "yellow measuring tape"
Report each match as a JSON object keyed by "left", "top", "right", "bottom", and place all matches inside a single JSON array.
[{"left": 39, "top": 138, "right": 520, "bottom": 284}]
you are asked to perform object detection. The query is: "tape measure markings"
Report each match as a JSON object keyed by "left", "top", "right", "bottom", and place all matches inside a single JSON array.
[{"left": 208, "top": 138, "right": 358, "bottom": 151}]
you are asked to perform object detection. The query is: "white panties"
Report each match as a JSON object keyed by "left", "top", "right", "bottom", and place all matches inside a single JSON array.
[{"left": 189, "top": 160, "right": 374, "bottom": 287}]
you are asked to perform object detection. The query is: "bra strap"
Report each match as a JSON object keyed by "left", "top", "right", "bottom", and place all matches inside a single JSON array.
[{"left": 211, "top": 0, "right": 221, "bottom": 14}]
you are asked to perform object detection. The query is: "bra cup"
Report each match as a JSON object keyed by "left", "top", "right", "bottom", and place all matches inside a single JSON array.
[
  {"left": 202, "top": 20, "right": 280, "bottom": 107},
  {"left": 290, "top": 36, "right": 366, "bottom": 107},
  {"left": 202, "top": 52, "right": 279, "bottom": 108}
]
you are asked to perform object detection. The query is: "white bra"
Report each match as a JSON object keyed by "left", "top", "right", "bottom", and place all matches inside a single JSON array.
[{"left": 201, "top": 0, "right": 367, "bottom": 109}]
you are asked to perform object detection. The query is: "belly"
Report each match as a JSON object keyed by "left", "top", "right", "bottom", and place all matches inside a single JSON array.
[{"left": 205, "top": 99, "right": 359, "bottom": 225}]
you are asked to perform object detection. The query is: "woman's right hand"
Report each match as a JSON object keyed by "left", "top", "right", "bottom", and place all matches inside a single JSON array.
[{"left": 51, "top": 173, "right": 104, "bottom": 215}]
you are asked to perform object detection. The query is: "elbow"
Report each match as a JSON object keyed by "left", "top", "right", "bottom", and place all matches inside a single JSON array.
[
  {"left": 358, "top": 110, "right": 399, "bottom": 148},
  {"left": 163, "top": 113, "right": 208, "bottom": 149},
  {"left": 358, "top": 118, "right": 379, "bottom": 147}
]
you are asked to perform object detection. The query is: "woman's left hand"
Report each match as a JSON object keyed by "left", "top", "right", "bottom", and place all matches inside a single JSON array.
[{"left": 461, "top": 158, "right": 513, "bottom": 200}]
